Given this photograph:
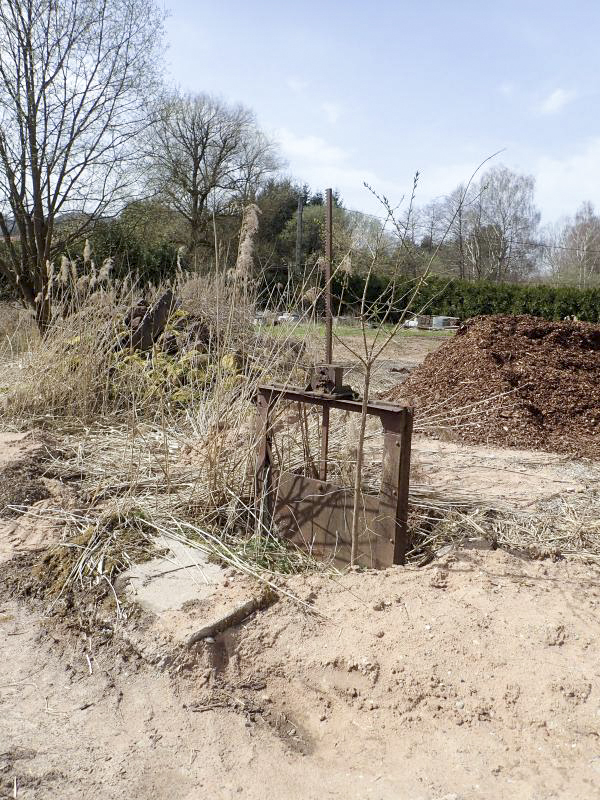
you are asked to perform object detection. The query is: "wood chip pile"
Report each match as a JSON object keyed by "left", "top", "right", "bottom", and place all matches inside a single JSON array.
[{"left": 387, "top": 315, "right": 600, "bottom": 458}]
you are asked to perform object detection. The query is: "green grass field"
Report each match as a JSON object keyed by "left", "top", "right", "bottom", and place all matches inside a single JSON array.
[{"left": 268, "top": 321, "right": 456, "bottom": 340}]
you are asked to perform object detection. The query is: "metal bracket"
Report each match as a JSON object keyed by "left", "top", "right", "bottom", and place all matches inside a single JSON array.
[{"left": 306, "top": 364, "right": 354, "bottom": 398}]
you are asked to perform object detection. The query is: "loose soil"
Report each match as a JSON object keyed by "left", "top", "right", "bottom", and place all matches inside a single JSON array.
[
  {"left": 332, "top": 329, "right": 450, "bottom": 369},
  {"left": 333, "top": 330, "right": 451, "bottom": 395},
  {"left": 2, "top": 327, "right": 600, "bottom": 799},
  {"left": 0, "top": 432, "right": 74, "bottom": 564},
  {"left": 410, "top": 436, "right": 599, "bottom": 509},
  {"left": 0, "top": 434, "right": 50, "bottom": 516},
  {"left": 386, "top": 315, "right": 600, "bottom": 458},
  {"left": 2, "top": 550, "right": 600, "bottom": 799},
  {"left": 0, "top": 460, "right": 51, "bottom": 517}
]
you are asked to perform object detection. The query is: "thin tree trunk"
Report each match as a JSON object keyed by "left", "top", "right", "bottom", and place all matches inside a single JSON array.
[{"left": 350, "top": 362, "right": 371, "bottom": 566}]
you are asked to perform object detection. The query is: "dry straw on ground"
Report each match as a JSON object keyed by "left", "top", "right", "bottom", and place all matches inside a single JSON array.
[{"left": 0, "top": 277, "right": 599, "bottom": 611}]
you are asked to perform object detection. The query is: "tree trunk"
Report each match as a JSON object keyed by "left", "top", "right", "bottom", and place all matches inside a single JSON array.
[{"left": 350, "top": 362, "right": 371, "bottom": 566}]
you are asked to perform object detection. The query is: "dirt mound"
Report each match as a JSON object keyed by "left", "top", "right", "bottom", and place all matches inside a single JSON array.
[
  {"left": 388, "top": 315, "right": 600, "bottom": 458},
  {"left": 3, "top": 549, "right": 600, "bottom": 799},
  {"left": 0, "top": 459, "right": 51, "bottom": 516}
]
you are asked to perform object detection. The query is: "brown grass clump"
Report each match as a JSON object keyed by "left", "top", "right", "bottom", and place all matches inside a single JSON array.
[
  {"left": 0, "top": 273, "right": 328, "bottom": 601},
  {"left": 0, "top": 302, "right": 36, "bottom": 357},
  {"left": 19, "top": 504, "right": 156, "bottom": 611},
  {"left": 0, "top": 274, "right": 310, "bottom": 426}
]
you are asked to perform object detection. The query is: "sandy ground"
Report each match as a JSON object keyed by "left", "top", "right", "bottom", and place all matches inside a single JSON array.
[
  {"left": 0, "top": 432, "right": 37, "bottom": 468},
  {"left": 411, "top": 437, "right": 598, "bottom": 510},
  {"left": 2, "top": 550, "right": 600, "bottom": 800},
  {"left": 333, "top": 330, "right": 450, "bottom": 396},
  {"left": 332, "top": 330, "right": 450, "bottom": 368},
  {"left": 0, "top": 432, "right": 71, "bottom": 565},
  {"left": 2, "top": 334, "right": 600, "bottom": 799}
]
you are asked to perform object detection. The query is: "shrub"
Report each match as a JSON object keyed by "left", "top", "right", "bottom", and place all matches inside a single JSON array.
[{"left": 289, "top": 274, "right": 600, "bottom": 323}]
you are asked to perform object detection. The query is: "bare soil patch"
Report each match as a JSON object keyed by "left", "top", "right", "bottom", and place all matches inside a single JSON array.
[
  {"left": 333, "top": 330, "right": 450, "bottom": 368},
  {"left": 410, "top": 435, "right": 598, "bottom": 508},
  {"left": 2, "top": 319, "right": 600, "bottom": 799},
  {"left": 2, "top": 549, "right": 600, "bottom": 799},
  {"left": 0, "top": 460, "right": 51, "bottom": 517},
  {"left": 0, "top": 432, "right": 75, "bottom": 565}
]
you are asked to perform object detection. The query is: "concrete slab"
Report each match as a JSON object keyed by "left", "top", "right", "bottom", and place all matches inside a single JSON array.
[
  {"left": 115, "top": 537, "right": 259, "bottom": 660},
  {"left": 123, "top": 536, "right": 226, "bottom": 615}
]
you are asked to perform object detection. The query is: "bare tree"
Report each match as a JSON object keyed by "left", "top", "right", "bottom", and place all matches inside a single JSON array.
[
  {"left": 420, "top": 166, "right": 540, "bottom": 283},
  {"left": 465, "top": 166, "right": 540, "bottom": 282},
  {"left": 0, "top": 0, "right": 164, "bottom": 328},
  {"left": 545, "top": 202, "right": 600, "bottom": 288},
  {"left": 146, "top": 91, "right": 279, "bottom": 260},
  {"left": 435, "top": 184, "right": 470, "bottom": 279}
]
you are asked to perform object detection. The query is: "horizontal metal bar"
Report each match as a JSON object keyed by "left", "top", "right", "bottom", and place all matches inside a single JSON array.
[{"left": 257, "top": 383, "right": 411, "bottom": 418}]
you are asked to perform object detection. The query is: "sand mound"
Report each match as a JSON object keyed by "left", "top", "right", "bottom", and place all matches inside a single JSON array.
[
  {"left": 4, "top": 549, "right": 600, "bottom": 799},
  {"left": 387, "top": 315, "right": 600, "bottom": 458}
]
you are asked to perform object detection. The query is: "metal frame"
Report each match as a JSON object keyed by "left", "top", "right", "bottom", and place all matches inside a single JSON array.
[
  {"left": 253, "top": 187, "right": 413, "bottom": 569},
  {"left": 255, "top": 383, "right": 413, "bottom": 567}
]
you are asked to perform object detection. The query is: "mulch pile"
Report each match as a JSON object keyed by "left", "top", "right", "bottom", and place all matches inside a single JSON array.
[{"left": 387, "top": 315, "right": 600, "bottom": 459}]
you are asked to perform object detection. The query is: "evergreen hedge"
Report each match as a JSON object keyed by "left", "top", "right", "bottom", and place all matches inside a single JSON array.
[{"left": 329, "top": 274, "right": 600, "bottom": 323}]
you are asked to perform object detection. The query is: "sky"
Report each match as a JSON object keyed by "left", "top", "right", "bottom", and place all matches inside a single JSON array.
[{"left": 164, "top": 0, "right": 600, "bottom": 224}]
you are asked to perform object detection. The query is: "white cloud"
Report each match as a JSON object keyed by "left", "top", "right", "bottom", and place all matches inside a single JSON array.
[
  {"left": 286, "top": 77, "right": 308, "bottom": 94},
  {"left": 534, "top": 138, "right": 600, "bottom": 220},
  {"left": 276, "top": 128, "right": 348, "bottom": 165},
  {"left": 388, "top": 142, "right": 600, "bottom": 223},
  {"left": 417, "top": 160, "right": 486, "bottom": 200},
  {"left": 539, "top": 88, "right": 576, "bottom": 115},
  {"left": 498, "top": 82, "right": 514, "bottom": 98},
  {"left": 412, "top": 142, "right": 600, "bottom": 222},
  {"left": 275, "top": 127, "right": 406, "bottom": 213},
  {"left": 275, "top": 129, "right": 500, "bottom": 217},
  {"left": 275, "top": 125, "right": 600, "bottom": 225},
  {"left": 321, "top": 102, "right": 342, "bottom": 124}
]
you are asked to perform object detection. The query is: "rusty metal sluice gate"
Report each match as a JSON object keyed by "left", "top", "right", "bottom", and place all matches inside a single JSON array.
[{"left": 254, "top": 369, "right": 413, "bottom": 569}]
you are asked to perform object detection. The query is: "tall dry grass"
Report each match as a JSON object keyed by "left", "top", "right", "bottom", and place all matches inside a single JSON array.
[
  {"left": 1, "top": 272, "right": 315, "bottom": 423},
  {"left": 0, "top": 301, "right": 37, "bottom": 362},
  {"left": 0, "top": 272, "right": 339, "bottom": 597},
  {"left": 2, "top": 268, "right": 598, "bottom": 610}
]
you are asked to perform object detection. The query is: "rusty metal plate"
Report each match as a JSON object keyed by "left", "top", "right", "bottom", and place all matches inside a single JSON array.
[{"left": 273, "top": 471, "right": 396, "bottom": 569}]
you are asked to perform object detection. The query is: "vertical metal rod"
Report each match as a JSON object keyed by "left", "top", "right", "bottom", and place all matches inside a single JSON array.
[
  {"left": 256, "top": 390, "right": 274, "bottom": 528},
  {"left": 320, "top": 188, "right": 334, "bottom": 481},
  {"left": 393, "top": 409, "right": 413, "bottom": 565},
  {"left": 319, "top": 405, "right": 330, "bottom": 481}
]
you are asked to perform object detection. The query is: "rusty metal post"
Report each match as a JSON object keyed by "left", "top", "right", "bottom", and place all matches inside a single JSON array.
[
  {"left": 255, "top": 388, "right": 274, "bottom": 529},
  {"left": 295, "top": 196, "right": 303, "bottom": 272},
  {"left": 319, "top": 188, "right": 334, "bottom": 481},
  {"left": 324, "top": 188, "right": 333, "bottom": 362},
  {"left": 378, "top": 408, "right": 413, "bottom": 565},
  {"left": 394, "top": 409, "right": 414, "bottom": 563}
]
